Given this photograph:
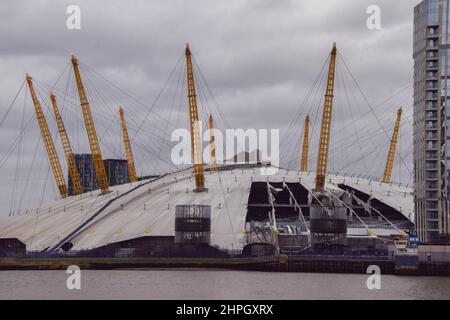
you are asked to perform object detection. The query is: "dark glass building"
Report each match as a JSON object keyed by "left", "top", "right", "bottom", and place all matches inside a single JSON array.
[{"left": 68, "top": 154, "right": 130, "bottom": 195}]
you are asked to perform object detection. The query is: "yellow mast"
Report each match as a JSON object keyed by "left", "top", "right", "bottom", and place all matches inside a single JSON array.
[
  {"left": 300, "top": 113, "right": 310, "bottom": 172},
  {"left": 209, "top": 113, "right": 218, "bottom": 172},
  {"left": 315, "top": 43, "right": 337, "bottom": 191},
  {"left": 382, "top": 107, "right": 403, "bottom": 183},
  {"left": 50, "top": 94, "right": 83, "bottom": 195},
  {"left": 118, "top": 107, "right": 138, "bottom": 183},
  {"left": 26, "top": 75, "right": 68, "bottom": 198},
  {"left": 185, "top": 43, "right": 206, "bottom": 191},
  {"left": 71, "top": 55, "right": 110, "bottom": 194}
]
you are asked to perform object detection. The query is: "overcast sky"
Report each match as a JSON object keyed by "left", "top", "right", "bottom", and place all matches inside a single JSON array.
[{"left": 0, "top": 0, "right": 420, "bottom": 219}]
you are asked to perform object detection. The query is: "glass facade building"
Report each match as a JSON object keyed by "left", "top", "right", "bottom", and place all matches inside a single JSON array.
[
  {"left": 68, "top": 154, "right": 130, "bottom": 196},
  {"left": 414, "top": 0, "right": 450, "bottom": 242}
]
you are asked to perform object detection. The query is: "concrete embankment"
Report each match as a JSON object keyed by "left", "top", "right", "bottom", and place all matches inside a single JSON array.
[{"left": 0, "top": 256, "right": 449, "bottom": 276}]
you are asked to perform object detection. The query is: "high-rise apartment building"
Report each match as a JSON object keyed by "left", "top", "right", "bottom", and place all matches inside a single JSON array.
[{"left": 414, "top": 0, "right": 450, "bottom": 243}]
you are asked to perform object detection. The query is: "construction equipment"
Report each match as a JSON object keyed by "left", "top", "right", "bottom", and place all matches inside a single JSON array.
[
  {"left": 382, "top": 107, "right": 403, "bottom": 183},
  {"left": 315, "top": 43, "right": 337, "bottom": 191},
  {"left": 185, "top": 43, "right": 206, "bottom": 191},
  {"left": 118, "top": 107, "right": 138, "bottom": 183},
  {"left": 71, "top": 55, "right": 110, "bottom": 194},
  {"left": 300, "top": 113, "right": 310, "bottom": 172},
  {"left": 50, "top": 94, "right": 83, "bottom": 195},
  {"left": 209, "top": 113, "right": 218, "bottom": 172},
  {"left": 25, "top": 75, "right": 68, "bottom": 198}
]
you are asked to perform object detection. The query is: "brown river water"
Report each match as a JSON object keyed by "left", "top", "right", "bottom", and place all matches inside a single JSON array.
[{"left": 0, "top": 269, "right": 449, "bottom": 300}]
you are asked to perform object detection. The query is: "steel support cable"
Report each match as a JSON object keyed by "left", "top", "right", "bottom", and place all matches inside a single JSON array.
[
  {"left": 285, "top": 127, "right": 389, "bottom": 175},
  {"left": 281, "top": 57, "right": 329, "bottom": 166},
  {"left": 283, "top": 181, "right": 309, "bottom": 233},
  {"left": 337, "top": 53, "right": 412, "bottom": 177},
  {"left": 79, "top": 59, "right": 176, "bottom": 125},
  {"left": 195, "top": 64, "right": 212, "bottom": 131},
  {"left": 191, "top": 57, "right": 248, "bottom": 165},
  {"left": 0, "top": 115, "right": 35, "bottom": 170},
  {"left": 17, "top": 128, "right": 43, "bottom": 212},
  {"left": 330, "top": 63, "right": 348, "bottom": 174},
  {"left": 296, "top": 62, "right": 328, "bottom": 168},
  {"left": 314, "top": 103, "right": 407, "bottom": 156},
  {"left": 156, "top": 57, "right": 183, "bottom": 170},
  {"left": 324, "top": 76, "right": 404, "bottom": 160},
  {"left": 76, "top": 66, "right": 183, "bottom": 150},
  {"left": 327, "top": 112, "right": 397, "bottom": 151},
  {"left": 282, "top": 59, "right": 328, "bottom": 168},
  {"left": 81, "top": 71, "right": 124, "bottom": 158},
  {"left": 346, "top": 191, "right": 405, "bottom": 233},
  {"left": 287, "top": 115, "right": 383, "bottom": 170},
  {"left": 56, "top": 70, "right": 142, "bottom": 157},
  {"left": 338, "top": 144, "right": 384, "bottom": 173},
  {"left": 0, "top": 84, "right": 41, "bottom": 168},
  {"left": 82, "top": 66, "right": 171, "bottom": 143},
  {"left": 192, "top": 56, "right": 230, "bottom": 130},
  {"left": 325, "top": 189, "right": 371, "bottom": 234},
  {"left": 302, "top": 108, "right": 405, "bottom": 169},
  {"left": 0, "top": 80, "right": 26, "bottom": 129},
  {"left": 176, "top": 69, "right": 187, "bottom": 133},
  {"left": 281, "top": 55, "right": 330, "bottom": 145},
  {"left": 190, "top": 59, "right": 225, "bottom": 152},
  {"left": 334, "top": 67, "right": 394, "bottom": 175},
  {"left": 133, "top": 140, "right": 177, "bottom": 171},
  {"left": 283, "top": 66, "right": 328, "bottom": 168},
  {"left": 193, "top": 62, "right": 234, "bottom": 171},
  {"left": 81, "top": 56, "right": 184, "bottom": 141},
  {"left": 281, "top": 57, "right": 329, "bottom": 164},
  {"left": 309, "top": 79, "right": 412, "bottom": 155},
  {"left": 54, "top": 78, "right": 174, "bottom": 151},
  {"left": 194, "top": 60, "right": 223, "bottom": 131},
  {"left": 150, "top": 57, "right": 185, "bottom": 174},
  {"left": 36, "top": 69, "right": 80, "bottom": 152},
  {"left": 72, "top": 68, "right": 172, "bottom": 168},
  {"left": 9, "top": 89, "right": 27, "bottom": 214},
  {"left": 336, "top": 60, "right": 369, "bottom": 175}
]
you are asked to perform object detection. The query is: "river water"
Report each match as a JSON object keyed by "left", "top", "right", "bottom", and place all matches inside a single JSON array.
[{"left": 0, "top": 269, "right": 449, "bottom": 299}]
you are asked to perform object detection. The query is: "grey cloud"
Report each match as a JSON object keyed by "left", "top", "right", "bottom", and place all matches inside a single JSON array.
[{"left": 0, "top": 0, "right": 418, "bottom": 213}]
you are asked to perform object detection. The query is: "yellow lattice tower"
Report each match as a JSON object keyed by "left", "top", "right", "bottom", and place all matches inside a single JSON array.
[
  {"left": 300, "top": 113, "right": 310, "bottom": 172},
  {"left": 382, "top": 107, "right": 403, "bottom": 183},
  {"left": 71, "top": 55, "right": 110, "bottom": 193},
  {"left": 26, "top": 75, "right": 68, "bottom": 198},
  {"left": 118, "top": 107, "right": 138, "bottom": 183},
  {"left": 50, "top": 94, "right": 83, "bottom": 195},
  {"left": 209, "top": 113, "right": 218, "bottom": 172},
  {"left": 315, "top": 43, "right": 337, "bottom": 191},
  {"left": 185, "top": 44, "right": 206, "bottom": 191}
]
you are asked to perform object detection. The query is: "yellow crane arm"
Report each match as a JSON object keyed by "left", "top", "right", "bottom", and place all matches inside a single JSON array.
[
  {"left": 118, "top": 107, "right": 138, "bottom": 183},
  {"left": 50, "top": 94, "right": 83, "bottom": 195},
  {"left": 209, "top": 113, "right": 218, "bottom": 172},
  {"left": 71, "top": 55, "right": 110, "bottom": 193},
  {"left": 26, "top": 75, "right": 68, "bottom": 198},
  {"left": 315, "top": 43, "right": 337, "bottom": 191},
  {"left": 382, "top": 107, "right": 403, "bottom": 183},
  {"left": 185, "top": 43, "right": 206, "bottom": 191},
  {"left": 300, "top": 113, "right": 310, "bottom": 171}
]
